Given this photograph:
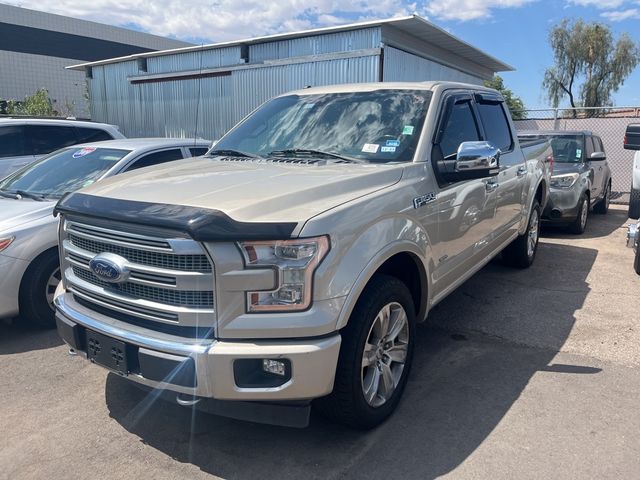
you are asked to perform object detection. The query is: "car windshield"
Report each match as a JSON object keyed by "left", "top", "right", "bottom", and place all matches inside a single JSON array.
[
  {"left": 0, "top": 147, "right": 130, "bottom": 199},
  {"left": 212, "top": 89, "right": 433, "bottom": 163},
  {"left": 522, "top": 134, "right": 584, "bottom": 163}
]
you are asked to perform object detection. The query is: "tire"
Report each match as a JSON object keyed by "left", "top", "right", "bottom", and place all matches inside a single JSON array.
[
  {"left": 502, "top": 200, "right": 541, "bottom": 269},
  {"left": 19, "top": 249, "right": 61, "bottom": 328},
  {"left": 315, "top": 274, "right": 416, "bottom": 430},
  {"left": 634, "top": 244, "right": 640, "bottom": 276},
  {"left": 629, "top": 186, "right": 640, "bottom": 220},
  {"left": 594, "top": 181, "right": 610, "bottom": 214},
  {"left": 569, "top": 194, "right": 589, "bottom": 235}
]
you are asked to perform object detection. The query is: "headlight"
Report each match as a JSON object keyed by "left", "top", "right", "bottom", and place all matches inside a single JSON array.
[
  {"left": 0, "top": 236, "right": 15, "bottom": 252},
  {"left": 238, "top": 236, "right": 330, "bottom": 312},
  {"left": 550, "top": 173, "right": 579, "bottom": 188}
]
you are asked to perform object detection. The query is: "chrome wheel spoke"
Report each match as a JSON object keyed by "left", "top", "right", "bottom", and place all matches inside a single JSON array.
[
  {"left": 46, "top": 267, "right": 61, "bottom": 310},
  {"left": 362, "top": 342, "right": 377, "bottom": 368},
  {"left": 363, "top": 367, "right": 381, "bottom": 405},
  {"left": 386, "top": 307, "right": 407, "bottom": 342},
  {"left": 379, "top": 363, "right": 395, "bottom": 399},
  {"left": 386, "top": 344, "right": 408, "bottom": 363}
]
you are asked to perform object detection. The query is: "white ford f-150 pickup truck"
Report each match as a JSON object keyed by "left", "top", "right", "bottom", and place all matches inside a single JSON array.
[{"left": 54, "top": 82, "right": 550, "bottom": 429}]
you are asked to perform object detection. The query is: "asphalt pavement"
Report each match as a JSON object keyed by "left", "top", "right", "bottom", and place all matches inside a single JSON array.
[{"left": 1, "top": 205, "right": 639, "bottom": 480}]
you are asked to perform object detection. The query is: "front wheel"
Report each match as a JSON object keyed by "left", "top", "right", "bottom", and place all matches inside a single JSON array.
[
  {"left": 569, "top": 194, "right": 589, "bottom": 235},
  {"left": 315, "top": 274, "right": 416, "bottom": 429},
  {"left": 634, "top": 244, "right": 640, "bottom": 276},
  {"left": 502, "top": 200, "right": 541, "bottom": 269},
  {"left": 629, "top": 186, "right": 640, "bottom": 220},
  {"left": 19, "top": 250, "right": 61, "bottom": 328}
]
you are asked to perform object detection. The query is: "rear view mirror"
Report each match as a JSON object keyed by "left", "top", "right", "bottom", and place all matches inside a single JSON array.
[
  {"left": 590, "top": 152, "right": 606, "bottom": 161},
  {"left": 437, "top": 141, "right": 501, "bottom": 183},
  {"left": 624, "top": 124, "right": 640, "bottom": 150}
]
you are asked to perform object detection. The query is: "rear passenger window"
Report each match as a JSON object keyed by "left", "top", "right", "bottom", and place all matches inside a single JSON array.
[
  {"left": 477, "top": 102, "right": 512, "bottom": 152},
  {"left": 0, "top": 126, "right": 28, "bottom": 158},
  {"left": 75, "top": 127, "right": 114, "bottom": 143},
  {"left": 439, "top": 101, "right": 480, "bottom": 158},
  {"left": 189, "top": 147, "right": 209, "bottom": 157},
  {"left": 126, "top": 149, "right": 184, "bottom": 171},
  {"left": 26, "top": 125, "right": 78, "bottom": 155}
]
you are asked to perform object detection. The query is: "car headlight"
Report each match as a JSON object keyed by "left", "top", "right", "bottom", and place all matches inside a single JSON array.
[
  {"left": 0, "top": 236, "right": 15, "bottom": 252},
  {"left": 238, "top": 236, "right": 330, "bottom": 312},
  {"left": 550, "top": 173, "right": 579, "bottom": 188}
]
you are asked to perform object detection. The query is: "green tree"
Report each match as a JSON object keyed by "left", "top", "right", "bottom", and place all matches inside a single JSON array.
[
  {"left": 543, "top": 19, "right": 640, "bottom": 115},
  {"left": 484, "top": 75, "right": 527, "bottom": 119},
  {"left": 6, "top": 88, "right": 56, "bottom": 116}
]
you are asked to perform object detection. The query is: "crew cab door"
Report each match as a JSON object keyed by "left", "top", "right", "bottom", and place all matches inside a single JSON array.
[
  {"left": 429, "top": 93, "right": 498, "bottom": 297},
  {"left": 475, "top": 94, "right": 526, "bottom": 243}
]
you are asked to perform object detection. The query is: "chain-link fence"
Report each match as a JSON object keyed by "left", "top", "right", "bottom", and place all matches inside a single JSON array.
[{"left": 513, "top": 106, "right": 640, "bottom": 204}]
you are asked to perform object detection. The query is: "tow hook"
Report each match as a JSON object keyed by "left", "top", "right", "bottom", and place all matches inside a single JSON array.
[{"left": 176, "top": 394, "right": 201, "bottom": 407}]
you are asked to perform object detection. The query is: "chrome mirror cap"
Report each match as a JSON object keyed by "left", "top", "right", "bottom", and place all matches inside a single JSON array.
[{"left": 455, "top": 141, "right": 501, "bottom": 172}]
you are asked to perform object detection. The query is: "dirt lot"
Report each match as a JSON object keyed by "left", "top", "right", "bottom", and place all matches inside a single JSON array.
[{"left": 1, "top": 205, "right": 639, "bottom": 480}]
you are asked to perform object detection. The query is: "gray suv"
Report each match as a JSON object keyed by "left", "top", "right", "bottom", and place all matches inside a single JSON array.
[
  {"left": 518, "top": 130, "right": 611, "bottom": 234},
  {"left": 0, "top": 118, "right": 124, "bottom": 179}
]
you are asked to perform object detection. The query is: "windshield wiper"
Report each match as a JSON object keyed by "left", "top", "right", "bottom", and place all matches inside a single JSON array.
[
  {"left": 0, "top": 189, "right": 20, "bottom": 199},
  {"left": 13, "top": 190, "right": 46, "bottom": 202},
  {"left": 208, "top": 149, "right": 262, "bottom": 159},
  {"left": 268, "top": 149, "right": 365, "bottom": 163}
]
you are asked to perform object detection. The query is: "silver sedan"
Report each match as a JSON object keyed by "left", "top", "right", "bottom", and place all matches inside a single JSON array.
[{"left": 0, "top": 137, "right": 211, "bottom": 327}]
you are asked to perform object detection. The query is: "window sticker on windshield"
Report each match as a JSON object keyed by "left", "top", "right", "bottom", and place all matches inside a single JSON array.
[
  {"left": 82, "top": 180, "right": 95, "bottom": 188},
  {"left": 362, "top": 143, "right": 380, "bottom": 153},
  {"left": 386, "top": 140, "right": 400, "bottom": 147},
  {"left": 381, "top": 146, "right": 396, "bottom": 153},
  {"left": 303, "top": 103, "right": 315, "bottom": 109},
  {"left": 402, "top": 125, "right": 415, "bottom": 135},
  {"left": 576, "top": 149, "right": 582, "bottom": 158},
  {"left": 72, "top": 147, "right": 97, "bottom": 158}
]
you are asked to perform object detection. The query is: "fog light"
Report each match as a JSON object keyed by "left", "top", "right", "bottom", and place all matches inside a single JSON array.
[{"left": 263, "top": 359, "right": 287, "bottom": 376}]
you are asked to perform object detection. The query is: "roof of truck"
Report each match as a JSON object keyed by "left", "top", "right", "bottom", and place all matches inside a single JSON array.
[
  {"left": 285, "top": 81, "right": 498, "bottom": 96},
  {"left": 518, "top": 130, "right": 595, "bottom": 136}
]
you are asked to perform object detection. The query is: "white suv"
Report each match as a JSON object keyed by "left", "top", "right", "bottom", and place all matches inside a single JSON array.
[{"left": 0, "top": 118, "right": 124, "bottom": 179}]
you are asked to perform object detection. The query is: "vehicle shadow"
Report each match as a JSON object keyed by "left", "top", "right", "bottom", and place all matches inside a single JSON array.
[
  {"left": 105, "top": 242, "right": 597, "bottom": 480},
  {"left": 541, "top": 205, "right": 628, "bottom": 240},
  {"left": 0, "top": 319, "right": 62, "bottom": 355}
]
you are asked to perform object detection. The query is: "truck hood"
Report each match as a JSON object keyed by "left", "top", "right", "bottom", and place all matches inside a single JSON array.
[
  {"left": 80, "top": 158, "right": 405, "bottom": 223},
  {"left": 0, "top": 198, "right": 56, "bottom": 233}
]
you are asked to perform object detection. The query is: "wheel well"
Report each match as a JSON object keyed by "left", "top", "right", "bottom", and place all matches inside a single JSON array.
[
  {"left": 19, "top": 247, "right": 58, "bottom": 299},
  {"left": 375, "top": 252, "right": 425, "bottom": 319},
  {"left": 535, "top": 181, "right": 546, "bottom": 207}
]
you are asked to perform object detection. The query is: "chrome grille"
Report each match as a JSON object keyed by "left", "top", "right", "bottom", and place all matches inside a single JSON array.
[
  {"left": 61, "top": 218, "right": 216, "bottom": 332},
  {"left": 72, "top": 267, "right": 213, "bottom": 308},
  {"left": 68, "top": 233, "right": 211, "bottom": 272}
]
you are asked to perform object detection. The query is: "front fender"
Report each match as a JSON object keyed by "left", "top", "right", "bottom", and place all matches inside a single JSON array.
[{"left": 312, "top": 215, "right": 432, "bottom": 331}]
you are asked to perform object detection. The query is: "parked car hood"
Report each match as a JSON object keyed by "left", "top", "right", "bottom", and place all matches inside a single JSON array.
[
  {"left": 79, "top": 158, "right": 405, "bottom": 223},
  {"left": 0, "top": 198, "right": 56, "bottom": 232},
  {"left": 552, "top": 163, "right": 588, "bottom": 175}
]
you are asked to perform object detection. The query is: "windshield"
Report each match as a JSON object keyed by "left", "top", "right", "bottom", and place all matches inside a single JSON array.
[
  {"left": 521, "top": 134, "right": 584, "bottom": 163},
  {"left": 0, "top": 147, "right": 130, "bottom": 199},
  {"left": 213, "top": 89, "right": 433, "bottom": 163}
]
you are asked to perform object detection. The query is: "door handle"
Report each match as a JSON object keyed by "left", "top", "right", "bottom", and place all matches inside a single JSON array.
[
  {"left": 485, "top": 181, "right": 499, "bottom": 193},
  {"left": 517, "top": 166, "right": 527, "bottom": 177}
]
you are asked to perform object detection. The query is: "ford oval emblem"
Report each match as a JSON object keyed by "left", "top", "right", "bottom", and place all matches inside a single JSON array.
[{"left": 89, "top": 253, "right": 129, "bottom": 283}]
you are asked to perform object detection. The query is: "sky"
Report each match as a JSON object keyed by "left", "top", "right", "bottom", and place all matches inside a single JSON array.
[{"left": 5, "top": 0, "right": 640, "bottom": 109}]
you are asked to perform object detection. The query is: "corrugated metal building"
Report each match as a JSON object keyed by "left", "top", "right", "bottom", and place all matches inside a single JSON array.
[
  {"left": 68, "top": 15, "right": 512, "bottom": 139},
  {"left": 0, "top": 4, "right": 192, "bottom": 118}
]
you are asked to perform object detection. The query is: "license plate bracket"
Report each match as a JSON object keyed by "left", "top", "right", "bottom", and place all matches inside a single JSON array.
[{"left": 86, "top": 329, "right": 129, "bottom": 375}]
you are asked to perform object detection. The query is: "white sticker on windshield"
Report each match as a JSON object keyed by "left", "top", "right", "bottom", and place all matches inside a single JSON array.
[
  {"left": 362, "top": 143, "right": 379, "bottom": 153},
  {"left": 73, "top": 147, "right": 97, "bottom": 158},
  {"left": 402, "top": 125, "right": 415, "bottom": 135},
  {"left": 381, "top": 146, "right": 396, "bottom": 153},
  {"left": 576, "top": 149, "right": 582, "bottom": 158},
  {"left": 303, "top": 103, "right": 315, "bottom": 109},
  {"left": 82, "top": 180, "right": 95, "bottom": 188}
]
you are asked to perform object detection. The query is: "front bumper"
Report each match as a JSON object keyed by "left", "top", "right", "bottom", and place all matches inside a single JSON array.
[
  {"left": 542, "top": 186, "right": 582, "bottom": 222},
  {"left": 55, "top": 293, "right": 341, "bottom": 403},
  {"left": 0, "top": 254, "right": 29, "bottom": 319}
]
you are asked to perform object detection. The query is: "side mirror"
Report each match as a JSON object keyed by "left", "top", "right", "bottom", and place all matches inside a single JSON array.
[
  {"left": 590, "top": 151, "right": 606, "bottom": 161},
  {"left": 439, "top": 141, "right": 500, "bottom": 182}
]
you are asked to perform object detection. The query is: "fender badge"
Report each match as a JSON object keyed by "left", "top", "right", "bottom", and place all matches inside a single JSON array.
[{"left": 413, "top": 192, "right": 437, "bottom": 209}]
